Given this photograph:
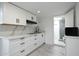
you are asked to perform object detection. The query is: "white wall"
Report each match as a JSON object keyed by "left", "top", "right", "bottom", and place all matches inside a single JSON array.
[
  {"left": 39, "top": 7, "right": 75, "bottom": 45},
  {"left": 0, "top": 25, "right": 35, "bottom": 36},
  {"left": 38, "top": 10, "right": 74, "bottom": 45},
  {"left": 38, "top": 16, "right": 54, "bottom": 45}
]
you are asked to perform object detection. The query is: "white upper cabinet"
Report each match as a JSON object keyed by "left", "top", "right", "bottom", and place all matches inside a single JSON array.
[
  {"left": 76, "top": 3, "right": 79, "bottom": 27},
  {"left": 27, "top": 14, "right": 37, "bottom": 21},
  {"left": 65, "top": 9, "right": 74, "bottom": 27},
  {"left": 0, "top": 3, "right": 36, "bottom": 25}
]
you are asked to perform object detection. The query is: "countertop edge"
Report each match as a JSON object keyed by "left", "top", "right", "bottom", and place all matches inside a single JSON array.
[{"left": 0, "top": 33, "right": 44, "bottom": 39}]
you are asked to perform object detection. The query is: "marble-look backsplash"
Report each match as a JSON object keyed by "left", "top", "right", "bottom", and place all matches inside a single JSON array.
[{"left": 0, "top": 25, "right": 35, "bottom": 36}]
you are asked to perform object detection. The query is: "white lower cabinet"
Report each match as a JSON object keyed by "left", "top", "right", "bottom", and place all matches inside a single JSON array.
[
  {"left": 66, "top": 37, "right": 79, "bottom": 56},
  {"left": 0, "top": 33, "right": 45, "bottom": 56}
]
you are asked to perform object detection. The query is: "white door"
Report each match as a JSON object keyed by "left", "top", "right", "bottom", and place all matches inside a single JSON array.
[
  {"left": 54, "top": 17, "right": 65, "bottom": 46},
  {"left": 54, "top": 18, "right": 60, "bottom": 44}
]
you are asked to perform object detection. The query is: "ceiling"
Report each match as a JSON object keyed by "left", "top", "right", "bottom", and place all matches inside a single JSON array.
[{"left": 12, "top": 2, "right": 76, "bottom": 18}]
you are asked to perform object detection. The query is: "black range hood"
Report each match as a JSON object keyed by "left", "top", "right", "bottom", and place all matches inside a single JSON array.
[{"left": 26, "top": 20, "right": 37, "bottom": 24}]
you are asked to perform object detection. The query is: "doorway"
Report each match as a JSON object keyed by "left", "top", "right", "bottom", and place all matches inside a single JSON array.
[{"left": 54, "top": 16, "right": 65, "bottom": 46}]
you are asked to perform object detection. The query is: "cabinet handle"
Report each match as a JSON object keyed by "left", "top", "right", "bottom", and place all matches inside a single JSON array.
[
  {"left": 20, "top": 42, "right": 25, "bottom": 45},
  {"left": 31, "top": 17, "right": 33, "bottom": 20},
  {"left": 35, "top": 38, "right": 37, "bottom": 40},
  {"left": 42, "top": 34, "right": 43, "bottom": 37},
  {"left": 20, "top": 50, "right": 25, "bottom": 53},
  {"left": 20, "top": 37, "right": 24, "bottom": 40},
  {"left": 16, "top": 18, "right": 20, "bottom": 23},
  {"left": 34, "top": 34, "right": 37, "bottom": 36},
  {"left": 34, "top": 43, "right": 37, "bottom": 45}
]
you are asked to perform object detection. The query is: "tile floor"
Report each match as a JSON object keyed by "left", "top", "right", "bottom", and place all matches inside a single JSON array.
[{"left": 29, "top": 44, "right": 66, "bottom": 56}]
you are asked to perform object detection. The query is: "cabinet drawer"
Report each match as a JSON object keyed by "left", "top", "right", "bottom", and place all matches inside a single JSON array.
[
  {"left": 10, "top": 42, "right": 26, "bottom": 54},
  {"left": 25, "top": 41, "right": 44, "bottom": 55},
  {"left": 25, "top": 37, "right": 36, "bottom": 47},
  {"left": 10, "top": 45, "right": 25, "bottom": 54},
  {"left": 10, "top": 39, "right": 21, "bottom": 44},
  {"left": 33, "top": 39, "right": 44, "bottom": 48},
  {"left": 10, "top": 37, "right": 25, "bottom": 47},
  {"left": 11, "top": 48, "right": 26, "bottom": 56},
  {"left": 10, "top": 42, "right": 25, "bottom": 49},
  {"left": 25, "top": 43, "right": 36, "bottom": 55},
  {"left": 10, "top": 41, "right": 25, "bottom": 49},
  {"left": 25, "top": 37, "right": 35, "bottom": 42}
]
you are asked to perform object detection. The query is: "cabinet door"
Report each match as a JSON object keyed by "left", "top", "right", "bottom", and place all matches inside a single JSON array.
[
  {"left": 76, "top": 3, "right": 79, "bottom": 27},
  {"left": 27, "top": 14, "right": 31, "bottom": 20},
  {"left": 3, "top": 3, "right": 18, "bottom": 25},
  {"left": 35, "top": 34, "right": 44, "bottom": 46},
  {"left": 15, "top": 6, "right": 26, "bottom": 25},
  {"left": 0, "top": 3, "right": 3, "bottom": 24},
  {"left": 65, "top": 9, "right": 74, "bottom": 27},
  {"left": 37, "top": 34, "right": 44, "bottom": 42},
  {"left": 27, "top": 13, "right": 36, "bottom": 22},
  {"left": 19, "top": 11, "right": 27, "bottom": 25},
  {"left": 66, "top": 38, "right": 79, "bottom": 56},
  {"left": 3, "top": 3, "right": 26, "bottom": 25},
  {"left": 32, "top": 15, "right": 37, "bottom": 21}
]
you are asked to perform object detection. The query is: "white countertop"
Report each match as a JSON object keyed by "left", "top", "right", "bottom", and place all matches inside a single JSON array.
[
  {"left": 0, "top": 33, "right": 44, "bottom": 39},
  {"left": 64, "top": 36, "right": 79, "bottom": 39},
  {"left": 0, "top": 35, "right": 29, "bottom": 39}
]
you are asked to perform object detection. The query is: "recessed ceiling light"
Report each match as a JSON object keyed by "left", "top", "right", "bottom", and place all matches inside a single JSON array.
[{"left": 37, "top": 11, "right": 40, "bottom": 14}]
